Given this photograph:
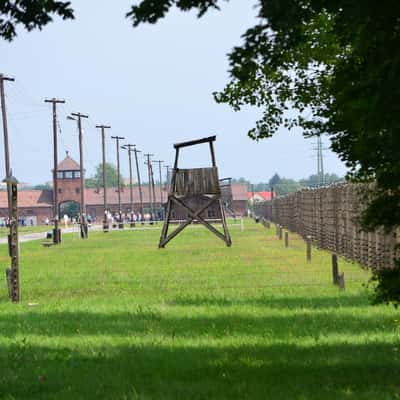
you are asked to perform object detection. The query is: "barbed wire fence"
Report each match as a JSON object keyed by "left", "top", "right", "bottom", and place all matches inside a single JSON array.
[{"left": 254, "top": 183, "right": 398, "bottom": 270}]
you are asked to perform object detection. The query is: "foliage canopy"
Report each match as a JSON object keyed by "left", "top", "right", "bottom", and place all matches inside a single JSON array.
[
  {"left": 85, "top": 163, "right": 124, "bottom": 189},
  {"left": 0, "top": 1, "right": 74, "bottom": 40}
]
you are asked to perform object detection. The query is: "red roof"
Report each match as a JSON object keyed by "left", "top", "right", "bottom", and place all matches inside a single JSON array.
[
  {"left": 248, "top": 191, "right": 273, "bottom": 201},
  {"left": 57, "top": 156, "right": 80, "bottom": 171},
  {"left": 0, "top": 190, "right": 52, "bottom": 208}
]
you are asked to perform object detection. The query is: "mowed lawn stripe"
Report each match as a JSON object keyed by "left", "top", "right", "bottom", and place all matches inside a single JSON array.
[{"left": 0, "top": 219, "right": 398, "bottom": 400}]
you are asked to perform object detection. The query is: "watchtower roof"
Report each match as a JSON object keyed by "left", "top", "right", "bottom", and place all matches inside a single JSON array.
[{"left": 57, "top": 155, "right": 80, "bottom": 171}]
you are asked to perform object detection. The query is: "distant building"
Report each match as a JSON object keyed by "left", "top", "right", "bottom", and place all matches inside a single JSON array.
[
  {"left": 248, "top": 191, "right": 274, "bottom": 203},
  {"left": 0, "top": 155, "right": 248, "bottom": 224}
]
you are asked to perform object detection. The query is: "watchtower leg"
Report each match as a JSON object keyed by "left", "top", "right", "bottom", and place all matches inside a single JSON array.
[
  {"left": 219, "top": 198, "right": 232, "bottom": 247},
  {"left": 209, "top": 141, "right": 216, "bottom": 167},
  {"left": 159, "top": 196, "right": 172, "bottom": 248},
  {"left": 159, "top": 148, "right": 179, "bottom": 248}
]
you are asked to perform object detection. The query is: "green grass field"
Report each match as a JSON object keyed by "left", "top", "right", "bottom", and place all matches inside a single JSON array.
[{"left": 0, "top": 220, "right": 399, "bottom": 400}]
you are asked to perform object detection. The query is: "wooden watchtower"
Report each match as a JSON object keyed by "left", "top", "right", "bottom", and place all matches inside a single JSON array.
[{"left": 159, "top": 136, "right": 231, "bottom": 248}]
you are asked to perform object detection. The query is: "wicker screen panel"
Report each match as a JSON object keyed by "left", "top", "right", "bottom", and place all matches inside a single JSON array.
[{"left": 174, "top": 167, "right": 220, "bottom": 196}]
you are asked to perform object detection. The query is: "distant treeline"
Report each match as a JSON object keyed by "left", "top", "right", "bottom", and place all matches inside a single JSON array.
[{"left": 233, "top": 173, "right": 345, "bottom": 196}]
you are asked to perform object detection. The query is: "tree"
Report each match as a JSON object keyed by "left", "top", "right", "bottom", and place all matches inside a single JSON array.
[
  {"left": 128, "top": 1, "right": 400, "bottom": 305},
  {"left": 300, "top": 173, "right": 344, "bottom": 188},
  {"left": 273, "top": 178, "right": 302, "bottom": 196},
  {"left": 0, "top": 1, "right": 74, "bottom": 41},
  {"left": 31, "top": 183, "right": 52, "bottom": 191},
  {"left": 231, "top": 177, "right": 249, "bottom": 184},
  {"left": 268, "top": 173, "right": 281, "bottom": 187},
  {"left": 85, "top": 163, "right": 124, "bottom": 189}
]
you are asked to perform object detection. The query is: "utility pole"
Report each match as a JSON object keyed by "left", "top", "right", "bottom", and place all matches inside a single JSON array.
[
  {"left": 111, "top": 135, "right": 125, "bottom": 227},
  {"left": 69, "top": 112, "right": 89, "bottom": 238},
  {"left": 1, "top": 74, "right": 14, "bottom": 212},
  {"left": 121, "top": 144, "right": 136, "bottom": 226},
  {"left": 150, "top": 162, "right": 157, "bottom": 220},
  {"left": 319, "top": 136, "right": 325, "bottom": 186},
  {"left": 317, "top": 136, "right": 321, "bottom": 186},
  {"left": 133, "top": 147, "right": 144, "bottom": 219},
  {"left": 155, "top": 160, "right": 164, "bottom": 220},
  {"left": 164, "top": 165, "right": 171, "bottom": 185},
  {"left": 164, "top": 165, "right": 172, "bottom": 194},
  {"left": 251, "top": 184, "right": 255, "bottom": 215},
  {"left": 315, "top": 135, "right": 325, "bottom": 187},
  {"left": 95, "top": 124, "right": 111, "bottom": 231},
  {"left": 1, "top": 73, "right": 20, "bottom": 302},
  {"left": 144, "top": 154, "right": 154, "bottom": 221},
  {"left": 45, "top": 98, "right": 65, "bottom": 244},
  {"left": 154, "top": 159, "right": 164, "bottom": 207}
]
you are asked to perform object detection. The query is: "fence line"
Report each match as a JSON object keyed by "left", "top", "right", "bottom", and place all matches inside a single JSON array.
[{"left": 254, "top": 183, "right": 398, "bottom": 269}]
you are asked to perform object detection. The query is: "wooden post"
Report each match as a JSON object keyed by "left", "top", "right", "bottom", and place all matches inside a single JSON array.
[
  {"left": 306, "top": 235, "right": 312, "bottom": 262},
  {"left": 275, "top": 224, "right": 279, "bottom": 236},
  {"left": 338, "top": 272, "right": 345, "bottom": 290},
  {"left": 279, "top": 225, "right": 283, "bottom": 240},
  {"left": 8, "top": 179, "right": 19, "bottom": 302},
  {"left": 285, "top": 231, "right": 289, "bottom": 248},
  {"left": 332, "top": 253, "right": 339, "bottom": 285}
]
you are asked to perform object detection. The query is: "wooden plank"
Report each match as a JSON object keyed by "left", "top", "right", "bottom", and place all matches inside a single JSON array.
[
  {"left": 174, "top": 135, "right": 216, "bottom": 149},
  {"left": 175, "top": 168, "right": 220, "bottom": 195}
]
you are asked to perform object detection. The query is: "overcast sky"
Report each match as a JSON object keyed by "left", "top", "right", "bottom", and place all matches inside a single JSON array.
[{"left": 0, "top": 1, "right": 347, "bottom": 185}]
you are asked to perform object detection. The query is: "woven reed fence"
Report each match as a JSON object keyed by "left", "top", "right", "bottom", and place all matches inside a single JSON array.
[{"left": 254, "top": 183, "right": 398, "bottom": 269}]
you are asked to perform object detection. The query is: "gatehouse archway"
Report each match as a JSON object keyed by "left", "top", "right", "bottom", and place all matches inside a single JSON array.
[{"left": 59, "top": 200, "right": 80, "bottom": 220}]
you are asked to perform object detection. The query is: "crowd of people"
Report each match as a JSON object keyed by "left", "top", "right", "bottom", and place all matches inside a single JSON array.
[
  {"left": 104, "top": 211, "right": 162, "bottom": 225},
  {"left": 0, "top": 210, "right": 164, "bottom": 229},
  {"left": 0, "top": 217, "right": 35, "bottom": 227}
]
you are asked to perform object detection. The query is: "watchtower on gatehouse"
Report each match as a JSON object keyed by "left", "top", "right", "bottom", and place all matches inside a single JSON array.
[{"left": 56, "top": 153, "right": 82, "bottom": 218}]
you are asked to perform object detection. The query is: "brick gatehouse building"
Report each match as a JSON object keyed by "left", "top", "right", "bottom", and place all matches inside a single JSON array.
[{"left": 0, "top": 155, "right": 248, "bottom": 225}]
